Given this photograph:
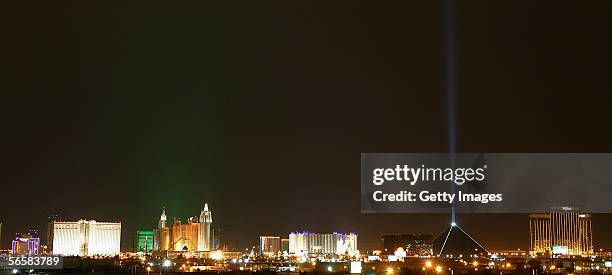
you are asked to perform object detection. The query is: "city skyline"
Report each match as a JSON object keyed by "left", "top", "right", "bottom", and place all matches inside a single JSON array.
[
  {"left": 1, "top": 209, "right": 611, "bottom": 253},
  {"left": 2, "top": 0, "right": 612, "bottom": 257}
]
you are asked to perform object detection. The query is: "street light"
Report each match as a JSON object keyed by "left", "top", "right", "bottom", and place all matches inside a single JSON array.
[{"left": 435, "top": 265, "right": 443, "bottom": 273}]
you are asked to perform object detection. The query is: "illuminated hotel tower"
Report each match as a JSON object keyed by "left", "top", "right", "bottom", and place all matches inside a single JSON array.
[
  {"left": 288, "top": 232, "right": 358, "bottom": 255},
  {"left": 260, "top": 236, "right": 281, "bottom": 255},
  {"left": 158, "top": 207, "right": 171, "bottom": 251},
  {"left": 197, "top": 203, "right": 212, "bottom": 251},
  {"left": 530, "top": 211, "right": 593, "bottom": 256},
  {"left": 52, "top": 220, "right": 121, "bottom": 256},
  {"left": 159, "top": 207, "right": 167, "bottom": 228}
]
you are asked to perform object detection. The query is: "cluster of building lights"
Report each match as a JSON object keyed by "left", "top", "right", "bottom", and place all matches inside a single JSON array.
[
  {"left": 3, "top": 208, "right": 610, "bottom": 274},
  {"left": 420, "top": 260, "right": 443, "bottom": 273}
]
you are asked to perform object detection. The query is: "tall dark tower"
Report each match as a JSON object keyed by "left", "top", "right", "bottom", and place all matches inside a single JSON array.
[{"left": 46, "top": 214, "right": 60, "bottom": 252}]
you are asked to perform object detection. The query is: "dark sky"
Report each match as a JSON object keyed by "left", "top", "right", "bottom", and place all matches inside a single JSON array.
[{"left": 1, "top": 1, "right": 612, "bottom": 251}]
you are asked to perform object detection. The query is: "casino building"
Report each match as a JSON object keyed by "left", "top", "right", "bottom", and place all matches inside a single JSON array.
[
  {"left": 288, "top": 232, "right": 358, "bottom": 255},
  {"left": 50, "top": 220, "right": 121, "bottom": 256},
  {"left": 153, "top": 203, "right": 213, "bottom": 254},
  {"left": 153, "top": 208, "right": 171, "bottom": 251},
  {"left": 432, "top": 223, "right": 488, "bottom": 258},
  {"left": 135, "top": 230, "right": 154, "bottom": 253},
  {"left": 529, "top": 210, "right": 593, "bottom": 256},
  {"left": 197, "top": 204, "right": 212, "bottom": 252},
  {"left": 11, "top": 235, "right": 40, "bottom": 255},
  {"left": 259, "top": 236, "right": 281, "bottom": 255},
  {"left": 171, "top": 217, "right": 200, "bottom": 251}
]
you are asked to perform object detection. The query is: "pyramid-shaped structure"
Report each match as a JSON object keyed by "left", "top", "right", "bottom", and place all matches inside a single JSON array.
[{"left": 432, "top": 224, "right": 487, "bottom": 257}]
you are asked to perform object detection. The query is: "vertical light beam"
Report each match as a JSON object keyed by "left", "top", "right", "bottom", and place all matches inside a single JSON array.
[{"left": 444, "top": 0, "right": 457, "bottom": 224}]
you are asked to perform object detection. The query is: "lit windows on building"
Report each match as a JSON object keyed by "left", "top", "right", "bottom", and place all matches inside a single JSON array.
[
  {"left": 197, "top": 203, "right": 212, "bottom": 252},
  {"left": 170, "top": 217, "right": 199, "bottom": 251},
  {"left": 154, "top": 207, "right": 171, "bottom": 251},
  {"left": 12, "top": 237, "right": 40, "bottom": 255},
  {"left": 153, "top": 204, "right": 213, "bottom": 253},
  {"left": 51, "top": 220, "right": 121, "bottom": 256},
  {"left": 529, "top": 211, "right": 593, "bottom": 256},
  {"left": 259, "top": 236, "right": 281, "bottom": 255},
  {"left": 381, "top": 234, "right": 434, "bottom": 256},
  {"left": 288, "top": 232, "right": 357, "bottom": 255},
  {"left": 136, "top": 230, "right": 154, "bottom": 253}
]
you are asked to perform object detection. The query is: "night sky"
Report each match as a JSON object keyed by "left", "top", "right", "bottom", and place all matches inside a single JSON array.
[{"left": 1, "top": 1, "right": 612, "bottom": 251}]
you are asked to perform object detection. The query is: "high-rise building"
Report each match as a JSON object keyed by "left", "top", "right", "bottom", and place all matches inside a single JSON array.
[
  {"left": 51, "top": 220, "right": 121, "bottom": 256},
  {"left": 153, "top": 229, "right": 160, "bottom": 251},
  {"left": 12, "top": 234, "right": 40, "bottom": 255},
  {"left": 0, "top": 222, "right": 3, "bottom": 249},
  {"left": 159, "top": 227, "right": 172, "bottom": 251},
  {"left": 211, "top": 228, "right": 221, "bottom": 250},
  {"left": 530, "top": 211, "right": 593, "bottom": 256},
  {"left": 281, "top": 238, "right": 289, "bottom": 253},
  {"left": 159, "top": 227, "right": 171, "bottom": 251},
  {"left": 158, "top": 207, "right": 167, "bottom": 229},
  {"left": 171, "top": 218, "right": 183, "bottom": 251},
  {"left": 46, "top": 215, "right": 60, "bottom": 252},
  {"left": 136, "top": 231, "right": 154, "bottom": 253},
  {"left": 152, "top": 205, "right": 214, "bottom": 253},
  {"left": 186, "top": 217, "right": 200, "bottom": 251},
  {"left": 259, "top": 236, "right": 281, "bottom": 255},
  {"left": 289, "top": 233, "right": 308, "bottom": 255},
  {"left": 288, "top": 232, "right": 358, "bottom": 255},
  {"left": 170, "top": 217, "right": 200, "bottom": 251},
  {"left": 197, "top": 203, "right": 212, "bottom": 251},
  {"left": 154, "top": 208, "right": 171, "bottom": 251}
]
